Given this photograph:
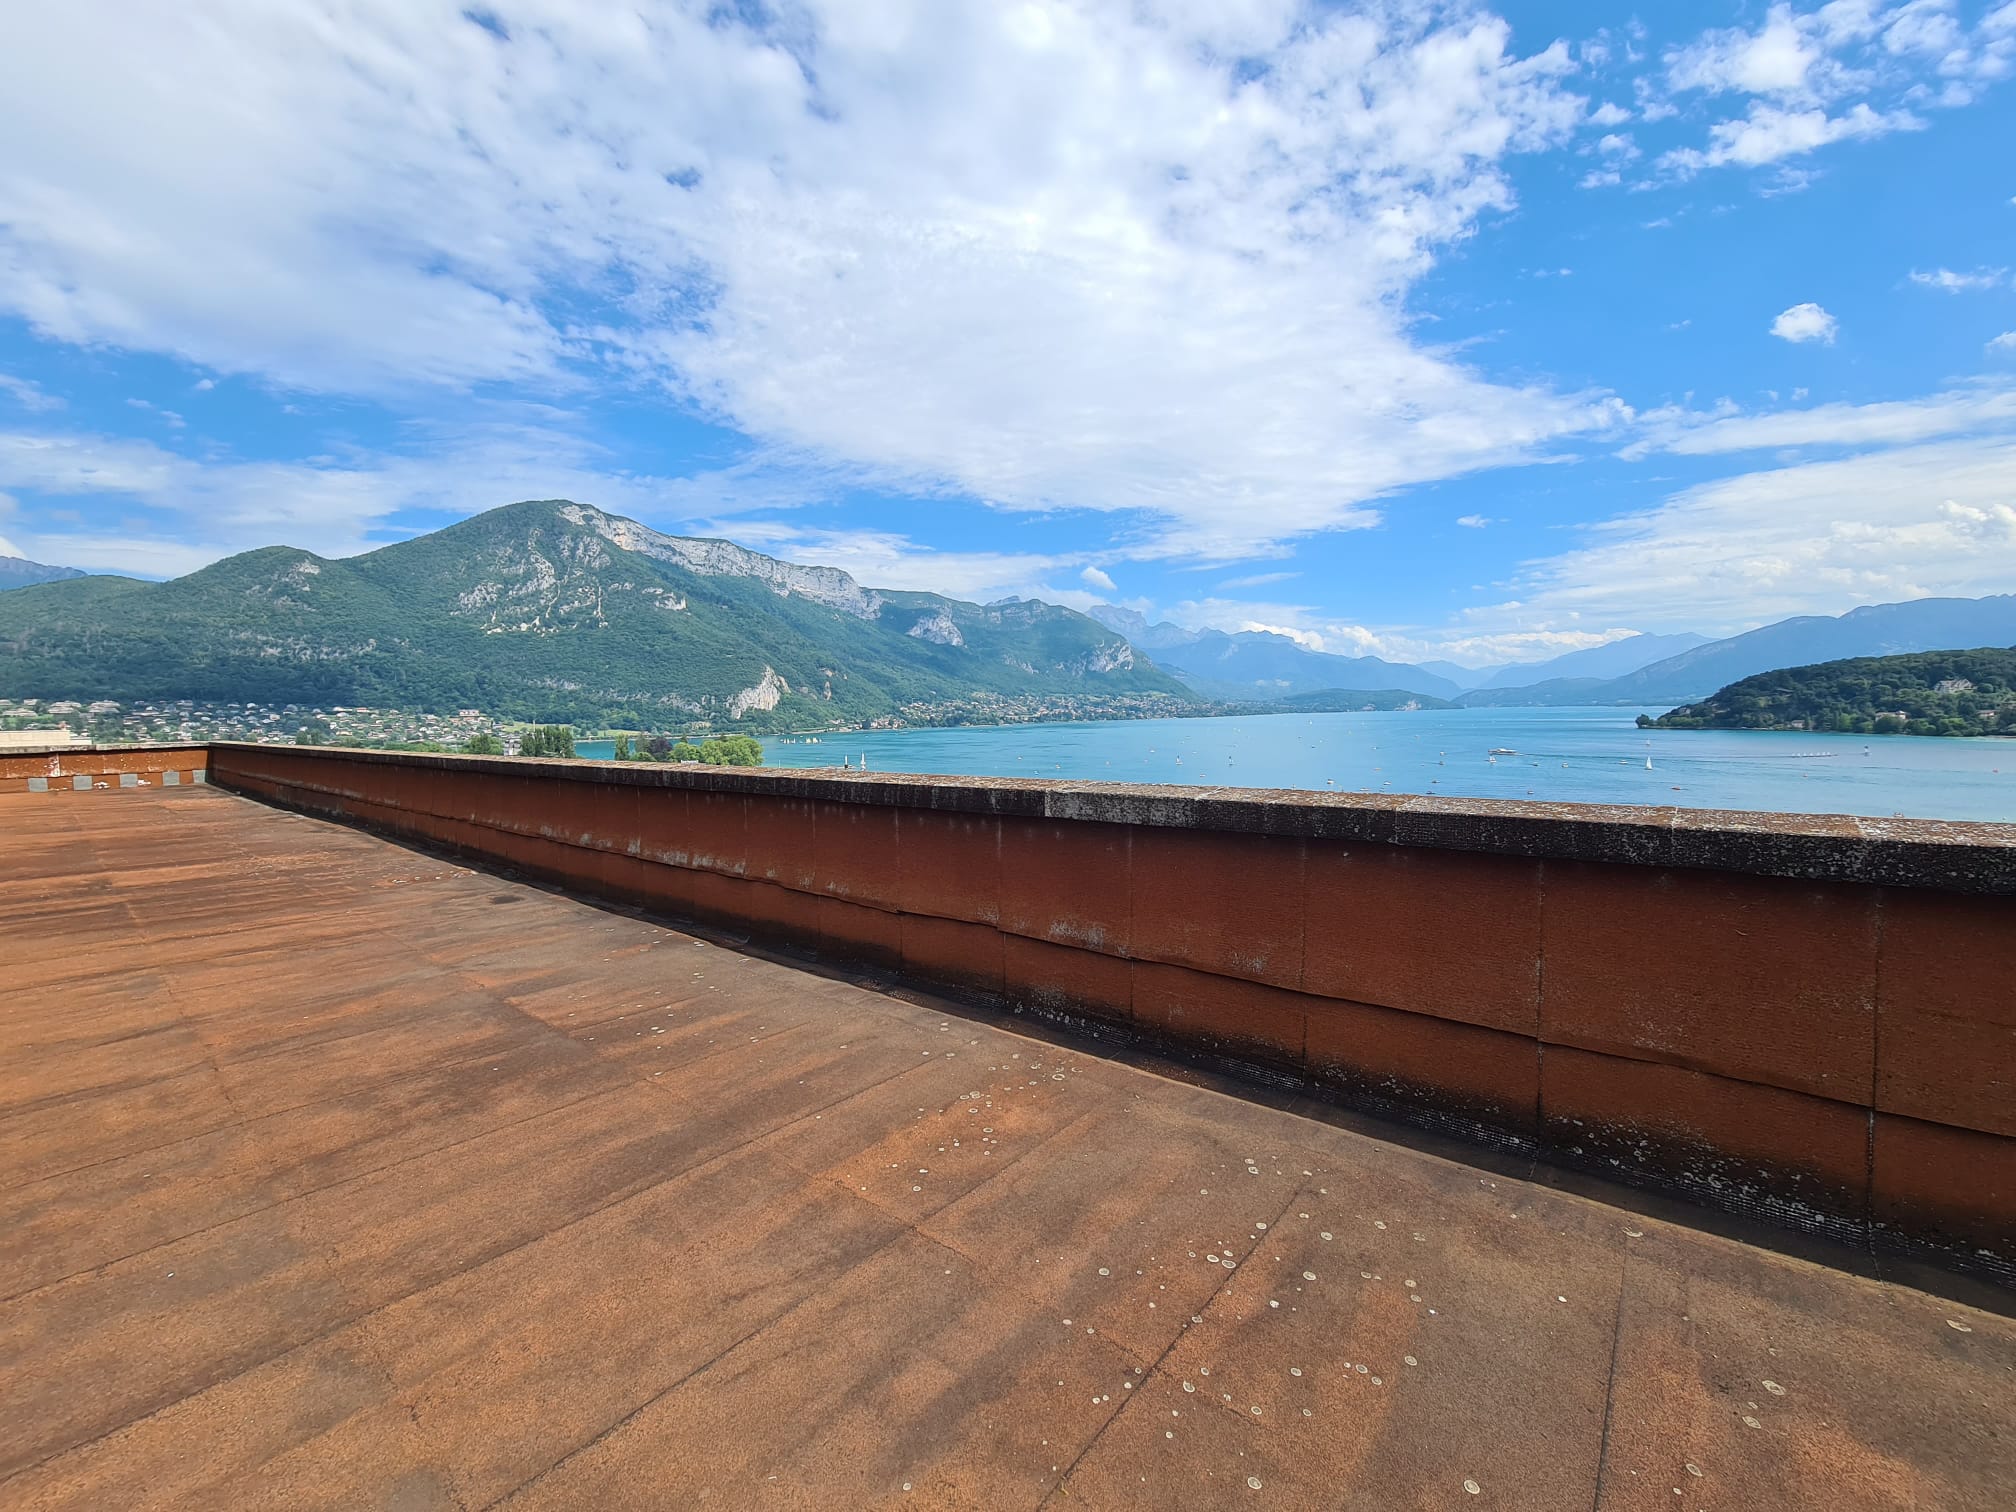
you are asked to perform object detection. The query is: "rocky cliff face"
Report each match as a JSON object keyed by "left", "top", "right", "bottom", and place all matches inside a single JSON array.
[
  {"left": 582, "top": 507, "right": 886, "bottom": 620},
  {"left": 905, "top": 610, "right": 965, "bottom": 647},
  {"left": 726, "top": 666, "right": 790, "bottom": 718}
]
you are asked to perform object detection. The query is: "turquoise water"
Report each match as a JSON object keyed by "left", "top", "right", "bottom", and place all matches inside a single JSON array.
[{"left": 578, "top": 707, "right": 2016, "bottom": 821}]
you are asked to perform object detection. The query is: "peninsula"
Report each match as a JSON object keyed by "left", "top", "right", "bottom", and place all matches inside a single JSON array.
[{"left": 1640, "top": 646, "right": 2016, "bottom": 736}]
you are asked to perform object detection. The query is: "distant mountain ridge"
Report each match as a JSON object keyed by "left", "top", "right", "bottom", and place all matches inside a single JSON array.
[
  {"left": 1086, "top": 605, "right": 1708, "bottom": 701},
  {"left": 1086, "top": 605, "right": 1461, "bottom": 699},
  {"left": 1598, "top": 595, "right": 2016, "bottom": 705},
  {"left": 1477, "top": 631, "right": 1711, "bottom": 690},
  {"left": 0, "top": 501, "right": 1189, "bottom": 729},
  {"left": 0, "top": 555, "right": 86, "bottom": 591}
]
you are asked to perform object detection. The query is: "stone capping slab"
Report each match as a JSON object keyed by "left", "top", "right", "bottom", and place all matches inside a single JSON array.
[{"left": 205, "top": 743, "right": 2016, "bottom": 895}]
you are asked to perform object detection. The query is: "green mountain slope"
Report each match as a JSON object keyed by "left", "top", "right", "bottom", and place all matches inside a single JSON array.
[
  {"left": 1640, "top": 646, "right": 2016, "bottom": 736},
  {"left": 0, "top": 500, "right": 1193, "bottom": 730}
]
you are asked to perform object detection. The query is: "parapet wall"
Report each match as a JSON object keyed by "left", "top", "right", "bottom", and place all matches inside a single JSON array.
[
  {"left": 0, "top": 743, "right": 209, "bottom": 794},
  {"left": 207, "top": 743, "right": 2016, "bottom": 1279}
]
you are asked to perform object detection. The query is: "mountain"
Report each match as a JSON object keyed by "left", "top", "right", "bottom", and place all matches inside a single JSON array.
[
  {"left": 1642, "top": 646, "right": 2016, "bottom": 736},
  {"left": 1077, "top": 604, "right": 1202, "bottom": 654},
  {"left": 1600, "top": 595, "right": 2016, "bottom": 706},
  {"left": 1417, "top": 659, "right": 1496, "bottom": 690},
  {"left": 1085, "top": 605, "right": 1459, "bottom": 700},
  {"left": 0, "top": 501, "right": 1192, "bottom": 730},
  {"left": 0, "top": 555, "right": 86, "bottom": 591},
  {"left": 1478, "top": 631, "right": 1709, "bottom": 690},
  {"left": 1456, "top": 677, "right": 1615, "bottom": 708}
]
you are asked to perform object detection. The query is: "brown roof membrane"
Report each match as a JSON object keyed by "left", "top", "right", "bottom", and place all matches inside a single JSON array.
[{"left": 4, "top": 788, "right": 2012, "bottom": 1509}]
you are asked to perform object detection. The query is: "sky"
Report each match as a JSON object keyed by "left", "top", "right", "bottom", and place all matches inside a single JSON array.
[{"left": 1, "top": 0, "right": 2013, "bottom": 668}]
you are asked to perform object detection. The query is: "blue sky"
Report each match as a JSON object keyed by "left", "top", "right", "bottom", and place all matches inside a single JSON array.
[{"left": 1, "top": 0, "right": 2013, "bottom": 666}]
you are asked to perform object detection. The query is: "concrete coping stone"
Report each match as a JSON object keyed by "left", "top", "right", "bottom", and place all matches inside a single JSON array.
[{"left": 205, "top": 742, "right": 2016, "bottom": 895}]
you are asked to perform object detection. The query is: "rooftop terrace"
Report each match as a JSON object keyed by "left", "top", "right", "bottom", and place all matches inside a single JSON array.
[{"left": 5, "top": 783, "right": 2015, "bottom": 1509}]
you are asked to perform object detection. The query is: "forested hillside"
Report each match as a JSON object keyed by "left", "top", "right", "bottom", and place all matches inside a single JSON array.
[
  {"left": 1641, "top": 646, "right": 2016, "bottom": 736},
  {"left": 0, "top": 500, "right": 1192, "bottom": 731}
]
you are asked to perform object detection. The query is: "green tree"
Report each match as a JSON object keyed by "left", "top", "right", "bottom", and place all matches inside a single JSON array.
[
  {"left": 611, "top": 733, "right": 632, "bottom": 761},
  {"left": 699, "top": 734, "right": 764, "bottom": 766},
  {"left": 518, "top": 725, "right": 576, "bottom": 758},
  {"left": 668, "top": 740, "right": 705, "bottom": 762},
  {"left": 463, "top": 732, "right": 504, "bottom": 755}
]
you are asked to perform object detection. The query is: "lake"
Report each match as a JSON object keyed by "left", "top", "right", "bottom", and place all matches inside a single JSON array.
[{"left": 578, "top": 706, "right": 2016, "bottom": 822}]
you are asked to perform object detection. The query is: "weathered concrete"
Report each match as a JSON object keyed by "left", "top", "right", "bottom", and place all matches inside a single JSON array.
[
  {"left": 3, "top": 787, "right": 2013, "bottom": 1509},
  {"left": 211, "top": 742, "right": 2016, "bottom": 893},
  {"left": 207, "top": 745, "right": 2016, "bottom": 1279},
  {"left": 0, "top": 743, "right": 207, "bottom": 795}
]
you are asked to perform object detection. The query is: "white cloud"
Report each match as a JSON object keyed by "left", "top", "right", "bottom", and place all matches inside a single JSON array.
[
  {"left": 1650, "top": 1, "right": 2013, "bottom": 179},
  {"left": 0, "top": 530, "right": 23, "bottom": 558},
  {"left": 1909, "top": 266, "right": 2007, "bottom": 291},
  {"left": 1498, "top": 435, "right": 2016, "bottom": 632},
  {"left": 0, "top": 0, "right": 1617, "bottom": 562},
  {"left": 124, "top": 397, "right": 185, "bottom": 428},
  {"left": 1079, "top": 565, "right": 1117, "bottom": 593},
  {"left": 0, "top": 371, "right": 62, "bottom": 412},
  {"left": 1455, "top": 513, "right": 1493, "bottom": 528},
  {"left": 1588, "top": 101, "right": 1632, "bottom": 126},
  {"left": 1770, "top": 302, "right": 1839, "bottom": 343},
  {"left": 712, "top": 519, "right": 1077, "bottom": 603},
  {"left": 1667, "top": 5, "right": 1833, "bottom": 98},
  {"left": 1155, "top": 591, "right": 1643, "bottom": 665},
  {"left": 1991, "top": 331, "right": 2016, "bottom": 351},
  {"left": 1663, "top": 102, "right": 1921, "bottom": 175},
  {"left": 0, "top": 416, "right": 822, "bottom": 575},
  {"left": 1630, "top": 384, "right": 2016, "bottom": 456}
]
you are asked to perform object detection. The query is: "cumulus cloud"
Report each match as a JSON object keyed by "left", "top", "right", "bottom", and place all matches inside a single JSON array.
[
  {"left": 1770, "top": 302, "right": 1839, "bottom": 343},
  {"left": 1079, "top": 565, "right": 1117, "bottom": 593},
  {"left": 0, "top": 417, "right": 812, "bottom": 574},
  {"left": 1649, "top": 1, "right": 2011, "bottom": 179},
  {"left": 1153, "top": 591, "right": 1641, "bottom": 666},
  {"left": 0, "top": 0, "right": 1617, "bottom": 562},
  {"left": 1991, "top": 331, "right": 2016, "bottom": 351},
  {"left": 711, "top": 520, "right": 1078, "bottom": 603},
  {"left": 1663, "top": 102, "right": 1921, "bottom": 175},
  {"left": 1455, "top": 513, "right": 1493, "bottom": 528}
]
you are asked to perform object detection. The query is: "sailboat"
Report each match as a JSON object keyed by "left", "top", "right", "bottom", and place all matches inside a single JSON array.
[{"left": 1645, "top": 756, "right": 1653, "bottom": 770}]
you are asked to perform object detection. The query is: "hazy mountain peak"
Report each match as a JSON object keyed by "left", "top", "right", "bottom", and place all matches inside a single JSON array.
[
  {"left": 1479, "top": 631, "right": 1711, "bottom": 690},
  {"left": 1085, "top": 603, "right": 1204, "bottom": 652},
  {"left": 0, "top": 555, "right": 87, "bottom": 591}
]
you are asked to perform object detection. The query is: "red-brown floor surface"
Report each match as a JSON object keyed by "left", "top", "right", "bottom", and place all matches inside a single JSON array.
[{"left": 3, "top": 789, "right": 2012, "bottom": 1511}]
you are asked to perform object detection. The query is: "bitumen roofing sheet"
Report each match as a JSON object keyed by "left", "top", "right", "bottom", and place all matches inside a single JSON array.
[{"left": 3, "top": 789, "right": 2012, "bottom": 1510}]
